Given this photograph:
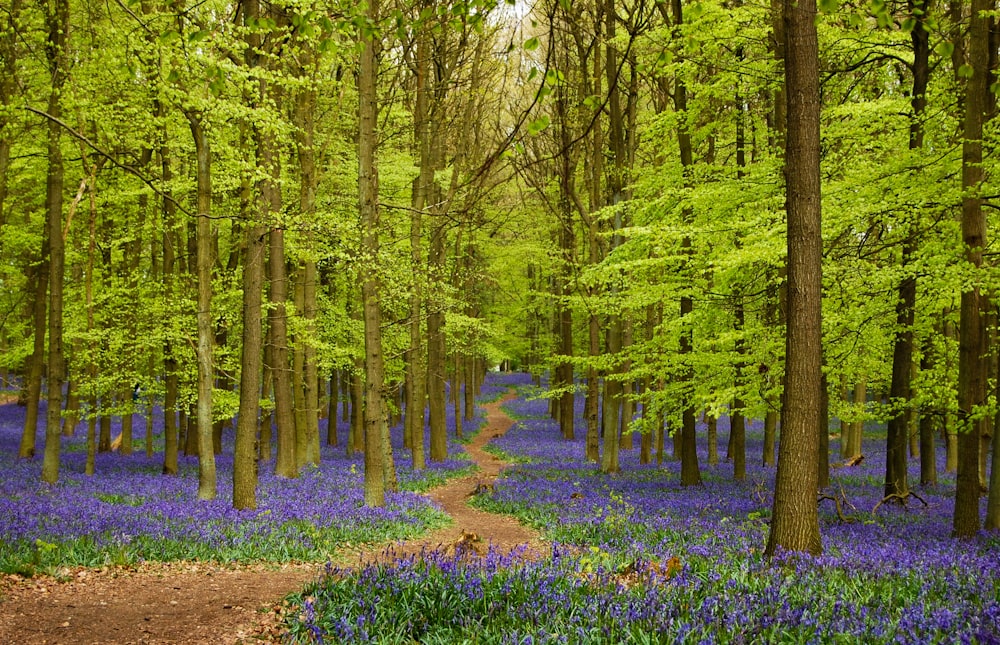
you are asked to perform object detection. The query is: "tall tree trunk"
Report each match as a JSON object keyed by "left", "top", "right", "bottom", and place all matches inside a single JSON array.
[
  {"left": 407, "top": 20, "right": 431, "bottom": 468},
  {"left": 600, "top": 0, "right": 626, "bottom": 475},
  {"left": 292, "top": 267, "right": 309, "bottom": 467},
  {"left": 988, "top": 320, "right": 1000, "bottom": 528},
  {"left": 19, "top": 262, "right": 47, "bottom": 459},
  {"left": 294, "top": 70, "right": 321, "bottom": 467},
  {"left": 327, "top": 370, "right": 338, "bottom": 446},
  {"left": 765, "top": 0, "right": 823, "bottom": 556},
  {"left": 161, "top": 118, "right": 179, "bottom": 475},
  {"left": 918, "top": 345, "right": 938, "bottom": 485},
  {"left": 270, "top": 187, "right": 296, "bottom": 476},
  {"left": 187, "top": 115, "right": 216, "bottom": 501},
  {"left": 673, "top": 0, "right": 700, "bottom": 487},
  {"left": 359, "top": 0, "right": 386, "bottom": 507},
  {"left": 40, "top": 0, "right": 70, "bottom": 484},
  {"left": 427, "top": 222, "right": 447, "bottom": 461},
  {"left": 955, "top": 0, "right": 990, "bottom": 537},
  {"left": 885, "top": 0, "right": 930, "bottom": 500},
  {"left": 233, "top": 0, "right": 269, "bottom": 509}
]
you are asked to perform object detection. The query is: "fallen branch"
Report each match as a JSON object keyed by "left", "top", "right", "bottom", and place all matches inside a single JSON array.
[
  {"left": 872, "top": 490, "right": 928, "bottom": 514},
  {"left": 818, "top": 493, "right": 855, "bottom": 523}
]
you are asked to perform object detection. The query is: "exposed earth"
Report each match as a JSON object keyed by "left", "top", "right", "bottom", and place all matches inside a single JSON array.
[{"left": 0, "top": 393, "right": 543, "bottom": 644}]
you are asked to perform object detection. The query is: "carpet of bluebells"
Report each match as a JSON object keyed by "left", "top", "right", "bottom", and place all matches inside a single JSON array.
[
  {"left": 0, "top": 384, "right": 488, "bottom": 573},
  {"left": 286, "top": 372, "right": 1000, "bottom": 644}
]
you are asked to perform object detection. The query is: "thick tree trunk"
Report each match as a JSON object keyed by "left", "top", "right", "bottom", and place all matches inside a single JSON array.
[
  {"left": 233, "top": 0, "right": 270, "bottom": 506},
  {"left": 765, "top": 0, "right": 823, "bottom": 556},
  {"left": 955, "top": 0, "right": 990, "bottom": 537}
]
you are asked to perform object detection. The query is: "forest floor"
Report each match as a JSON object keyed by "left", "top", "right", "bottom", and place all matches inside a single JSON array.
[{"left": 0, "top": 392, "right": 543, "bottom": 644}]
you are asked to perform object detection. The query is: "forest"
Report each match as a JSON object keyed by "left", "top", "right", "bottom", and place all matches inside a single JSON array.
[{"left": 0, "top": 0, "right": 999, "bottom": 640}]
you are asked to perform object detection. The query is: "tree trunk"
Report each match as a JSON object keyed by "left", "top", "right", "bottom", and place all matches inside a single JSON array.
[
  {"left": 327, "top": 370, "right": 338, "bottom": 446},
  {"left": 233, "top": 0, "right": 270, "bottom": 506},
  {"left": 295, "top": 71, "right": 321, "bottom": 467},
  {"left": 271, "top": 226, "right": 296, "bottom": 477},
  {"left": 988, "top": 324, "right": 1000, "bottom": 528},
  {"left": 292, "top": 266, "right": 309, "bottom": 467},
  {"left": 19, "top": 261, "right": 47, "bottom": 459},
  {"left": 954, "top": 0, "right": 989, "bottom": 538},
  {"left": 40, "top": 0, "right": 70, "bottom": 484},
  {"left": 671, "top": 0, "right": 701, "bottom": 488},
  {"left": 706, "top": 414, "right": 718, "bottom": 466},
  {"left": 765, "top": 0, "right": 823, "bottom": 556},
  {"left": 359, "top": 0, "right": 386, "bottom": 507},
  {"left": 427, "top": 222, "right": 447, "bottom": 462},
  {"left": 919, "top": 343, "right": 938, "bottom": 485},
  {"left": 187, "top": 115, "right": 216, "bottom": 501}
]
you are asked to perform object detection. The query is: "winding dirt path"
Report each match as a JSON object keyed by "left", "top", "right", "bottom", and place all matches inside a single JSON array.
[{"left": 0, "top": 392, "right": 539, "bottom": 644}]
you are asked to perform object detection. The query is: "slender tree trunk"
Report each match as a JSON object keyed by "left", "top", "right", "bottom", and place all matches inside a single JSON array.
[
  {"left": 427, "top": 223, "right": 447, "bottom": 462},
  {"left": 271, "top": 207, "right": 296, "bottom": 477},
  {"left": 706, "top": 414, "right": 718, "bottom": 466},
  {"left": 359, "top": 0, "right": 386, "bottom": 507},
  {"left": 954, "top": 0, "right": 990, "bottom": 538},
  {"left": 19, "top": 262, "right": 46, "bottom": 459},
  {"left": 885, "top": 0, "right": 930, "bottom": 499},
  {"left": 187, "top": 115, "right": 216, "bottom": 501},
  {"left": 988, "top": 323, "right": 1000, "bottom": 528},
  {"left": 408, "top": 22, "right": 431, "bottom": 468},
  {"left": 765, "top": 0, "right": 823, "bottom": 556},
  {"left": 292, "top": 266, "right": 308, "bottom": 467},
  {"left": 40, "top": 0, "right": 70, "bottom": 483},
  {"left": 327, "top": 370, "right": 338, "bottom": 446},
  {"left": 919, "top": 344, "right": 938, "bottom": 485},
  {"left": 671, "top": 0, "right": 701, "bottom": 487},
  {"left": 453, "top": 352, "right": 463, "bottom": 439},
  {"left": 158, "top": 118, "right": 179, "bottom": 473}
]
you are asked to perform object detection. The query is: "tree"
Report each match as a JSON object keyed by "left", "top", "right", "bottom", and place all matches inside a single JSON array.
[
  {"left": 186, "top": 114, "right": 216, "bottom": 501},
  {"left": 359, "top": 0, "right": 387, "bottom": 507},
  {"left": 39, "top": 0, "right": 71, "bottom": 484},
  {"left": 953, "top": 0, "right": 990, "bottom": 538},
  {"left": 764, "top": 0, "right": 822, "bottom": 556}
]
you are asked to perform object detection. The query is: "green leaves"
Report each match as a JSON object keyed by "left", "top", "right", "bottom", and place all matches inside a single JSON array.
[
  {"left": 523, "top": 36, "right": 539, "bottom": 52},
  {"left": 934, "top": 41, "right": 954, "bottom": 59},
  {"left": 527, "top": 115, "right": 549, "bottom": 135}
]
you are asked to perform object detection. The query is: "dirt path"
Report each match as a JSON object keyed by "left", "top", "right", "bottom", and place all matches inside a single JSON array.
[{"left": 0, "top": 392, "right": 539, "bottom": 644}]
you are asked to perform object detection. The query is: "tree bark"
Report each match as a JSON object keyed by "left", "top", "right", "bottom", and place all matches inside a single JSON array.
[
  {"left": 359, "top": 0, "right": 386, "bottom": 506},
  {"left": 955, "top": 0, "right": 990, "bottom": 537},
  {"left": 765, "top": 0, "right": 823, "bottom": 556},
  {"left": 427, "top": 222, "right": 447, "bottom": 462},
  {"left": 40, "top": 0, "right": 70, "bottom": 484},
  {"left": 19, "top": 260, "right": 47, "bottom": 459},
  {"left": 270, "top": 206, "right": 296, "bottom": 476},
  {"left": 233, "top": 0, "right": 270, "bottom": 509},
  {"left": 187, "top": 115, "right": 216, "bottom": 501}
]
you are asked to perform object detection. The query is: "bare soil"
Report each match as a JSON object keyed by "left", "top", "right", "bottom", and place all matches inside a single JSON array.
[{"left": 0, "top": 393, "right": 541, "bottom": 644}]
